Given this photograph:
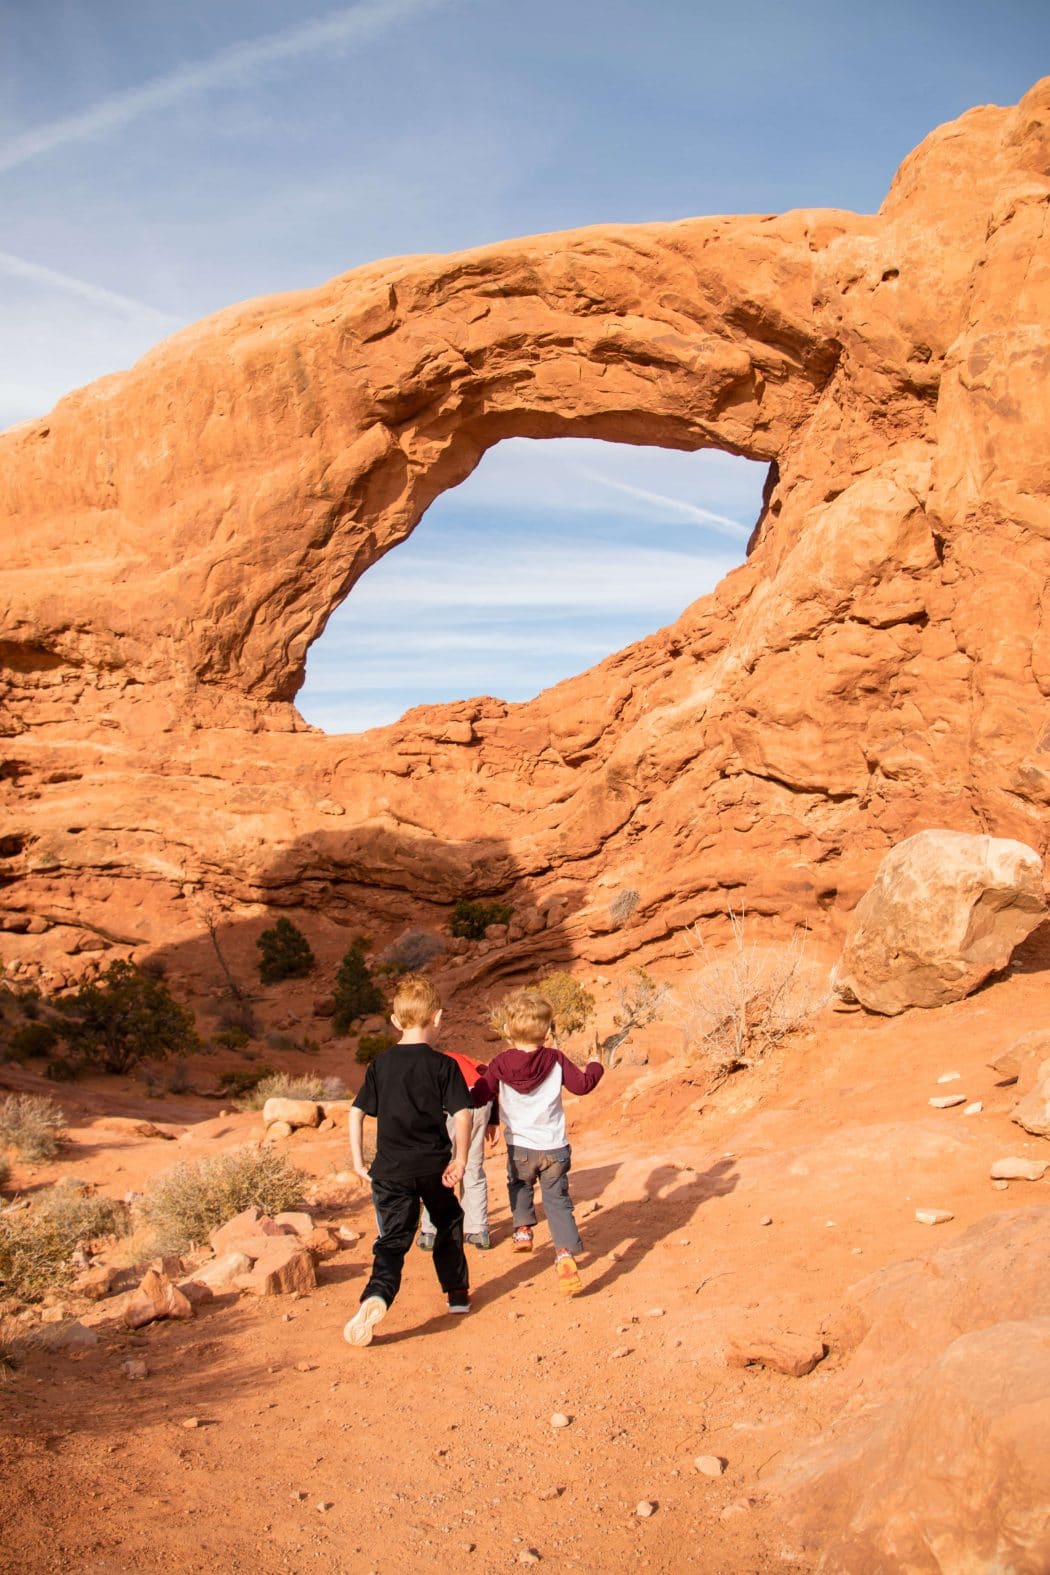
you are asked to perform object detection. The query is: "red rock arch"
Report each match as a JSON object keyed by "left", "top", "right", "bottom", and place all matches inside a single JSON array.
[{"left": 1, "top": 80, "right": 1048, "bottom": 974}]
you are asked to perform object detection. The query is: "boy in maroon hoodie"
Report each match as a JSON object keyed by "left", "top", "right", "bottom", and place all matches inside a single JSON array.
[{"left": 471, "top": 987, "right": 604, "bottom": 1296}]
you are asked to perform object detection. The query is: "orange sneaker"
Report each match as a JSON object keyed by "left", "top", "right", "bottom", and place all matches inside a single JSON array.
[
  {"left": 512, "top": 1226, "right": 534, "bottom": 1253},
  {"left": 555, "top": 1249, "right": 583, "bottom": 1297}
]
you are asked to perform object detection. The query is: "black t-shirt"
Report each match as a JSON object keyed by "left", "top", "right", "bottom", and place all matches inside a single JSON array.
[{"left": 353, "top": 1043, "right": 471, "bottom": 1180}]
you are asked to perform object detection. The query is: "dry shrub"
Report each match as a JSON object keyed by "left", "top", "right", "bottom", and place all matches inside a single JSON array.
[
  {"left": 236, "top": 1071, "right": 347, "bottom": 1111},
  {"left": 675, "top": 909, "right": 829, "bottom": 1083},
  {"left": 0, "top": 1093, "right": 65, "bottom": 1161},
  {"left": 379, "top": 927, "right": 446, "bottom": 974},
  {"left": 0, "top": 1153, "right": 9, "bottom": 1192},
  {"left": 534, "top": 973, "right": 596, "bottom": 1040},
  {"left": 608, "top": 887, "right": 640, "bottom": 927},
  {"left": 598, "top": 966, "right": 672, "bottom": 1068},
  {"left": 0, "top": 1186, "right": 128, "bottom": 1303},
  {"left": 141, "top": 1147, "right": 307, "bottom": 1251}
]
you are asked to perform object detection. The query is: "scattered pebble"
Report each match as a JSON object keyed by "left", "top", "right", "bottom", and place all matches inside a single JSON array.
[
  {"left": 537, "top": 1486, "right": 563, "bottom": 1502},
  {"left": 636, "top": 1500, "right": 656, "bottom": 1518},
  {"left": 295, "top": 1361, "right": 315, "bottom": 1373},
  {"left": 693, "top": 1455, "right": 726, "bottom": 1477},
  {"left": 851, "top": 1247, "right": 864, "bottom": 1255},
  {"left": 336, "top": 1226, "right": 360, "bottom": 1244},
  {"left": 990, "top": 1157, "right": 1048, "bottom": 1181},
  {"left": 759, "top": 1216, "right": 773, "bottom": 1226},
  {"left": 964, "top": 1102, "right": 983, "bottom": 1116},
  {"left": 677, "top": 1238, "right": 691, "bottom": 1246},
  {"left": 610, "top": 1346, "right": 632, "bottom": 1360},
  {"left": 721, "top": 1499, "right": 752, "bottom": 1521},
  {"left": 550, "top": 1413, "right": 571, "bottom": 1429},
  {"left": 993, "top": 1179, "right": 1010, "bottom": 1191},
  {"left": 181, "top": 1417, "right": 202, "bottom": 1429},
  {"left": 316, "top": 1501, "right": 333, "bottom": 1513},
  {"left": 292, "top": 1490, "right": 308, "bottom": 1502},
  {"left": 121, "top": 1358, "right": 147, "bottom": 1380},
  {"left": 929, "top": 1094, "right": 967, "bottom": 1108},
  {"left": 915, "top": 1208, "right": 954, "bottom": 1225},
  {"left": 937, "top": 1072, "right": 962, "bottom": 1084},
  {"left": 645, "top": 1307, "right": 665, "bottom": 1318},
  {"left": 519, "top": 1551, "right": 541, "bottom": 1566}
]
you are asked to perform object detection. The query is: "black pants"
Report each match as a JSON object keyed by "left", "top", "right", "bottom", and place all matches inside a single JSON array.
[{"left": 363, "top": 1171, "right": 468, "bottom": 1307}]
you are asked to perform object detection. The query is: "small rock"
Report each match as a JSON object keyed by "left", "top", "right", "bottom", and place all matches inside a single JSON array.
[
  {"left": 636, "top": 1500, "right": 656, "bottom": 1518},
  {"left": 726, "top": 1332, "right": 827, "bottom": 1377},
  {"left": 186, "top": 1252, "right": 252, "bottom": 1290},
  {"left": 936, "top": 1072, "right": 962, "bottom": 1084},
  {"left": 915, "top": 1208, "right": 954, "bottom": 1225},
  {"left": 316, "top": 1501, "right": 333, "bottom": 1513},
  {"left": 964, "top": 1102, "right": 983, "bottom": 1115},
  {"left": 929, "top": 1094, "right": 967, "bottom": 1108},
  {"left": 182, "top": 1417, "right": 201, "bottom": 1429},
  {"left": 121, "top": 1358, "right": 148, "bottom": 1379},
  {"left": 265, "top": 1120, "right": 293, "bottom": 1140},
  {"left": 993, "top": 1178, "right": 1010, "bottom": 1190},
  {"left": 990, "top": 1157, "right": 1048, "bottom": 1181},
  {"left": 610, "top": 1346, "right": 631, "bottom": 1359},
  {"left": 759, "top": 1216, "right": 773, "bottom": 1226},
  {"left": 645, "top": 1307, "right": 665, "bottom": 1318},
  {"left": 536, "top": 1487, "right": 563, "bottom": 1501},
  {"left": 550, "top": 1413, "right": 571, "bottom": 1429},
  {"left": 124, "top": 1268, "right": 195, "bottom": 1329},
  {"left": 336, "top": 1226, "right": 360, "bottom": 1245},
  {"left": 518, "top": 1552, "right": 541, "bottom": 1566},
  {"left": 292, "top": 1490, "right": 308, "bottom": 1502},
  {"left": 693, "top": 1455, "right": 727, "bottom": 1477},
  {"left": 721, "top": 1499, "right": 752, "bottom": 1521}
]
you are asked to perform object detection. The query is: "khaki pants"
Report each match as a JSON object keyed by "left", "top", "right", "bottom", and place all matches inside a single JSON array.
[{"left": 421, "top": 1103, "right": 491, "bottom": 1236}]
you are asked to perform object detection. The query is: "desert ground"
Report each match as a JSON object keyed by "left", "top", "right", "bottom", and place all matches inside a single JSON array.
[{"left": 2, "top": 914, "right": 1048, "bottom": 1575}]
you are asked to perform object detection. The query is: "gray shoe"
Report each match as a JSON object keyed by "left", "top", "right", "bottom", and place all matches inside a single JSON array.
[
  {"left": 465, "top": 1232, "right": 492, "bottom": 1250},
  {"left": 417, "top": 1231, "right": 436, "bottom": 1252}
]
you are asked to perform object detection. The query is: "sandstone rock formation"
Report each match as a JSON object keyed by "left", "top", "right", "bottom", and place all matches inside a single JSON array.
[
  {"left": 2, "top": 82, "right": 1050, "bottom": 982},
  {"left": 834, "top": 829, "right": 1046, "bottom": 1013},
  {"left": 779, "top": 1207, "right": 1050, "bottom": 1573}
]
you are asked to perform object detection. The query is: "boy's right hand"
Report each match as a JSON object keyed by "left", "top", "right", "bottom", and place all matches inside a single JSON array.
[{"left": 352, "top": 1162, "right": 372, "bottom": 1184}]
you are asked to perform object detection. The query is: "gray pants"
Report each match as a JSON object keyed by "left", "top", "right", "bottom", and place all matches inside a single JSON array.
[
  {"left": 421, "top": 1104, "right": 491, "bottom": 1237},
  {"left": 506, "top": 1143, "right": 583, "bottom": 1255}
]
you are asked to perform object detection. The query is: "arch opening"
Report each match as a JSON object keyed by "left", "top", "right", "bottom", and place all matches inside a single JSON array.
[{"left": 297, "top": 437, "right": 767, "bottom": 734}]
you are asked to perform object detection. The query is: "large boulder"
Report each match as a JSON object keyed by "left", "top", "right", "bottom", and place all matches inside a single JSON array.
[
  {"left": 834, "top": 830, "right": 1045, "bottom": 1014},
  {"left": 1013, "top": 1056, "right": 1050, "bottom": 1138},
  {"left": 123, "top": 1268, "right": 194, "bottom": 1329},
  {"left": 261, "top": 1098, "right": 321, "bottom": 1131},
  {"left": 777, "top": 1208, "right": 1050, "bottom": 1573}
]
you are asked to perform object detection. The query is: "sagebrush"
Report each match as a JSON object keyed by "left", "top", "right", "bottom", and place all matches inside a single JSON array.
[
  {"left": 141, "top": 1147, "right": 307, "bottom": 1250},
  {"left": 0, "top": 1093, "right": 65, "bottom": 1161},
  {"left": 598, "top": 966, "right": 672, "bottom": 1068},
  {"left": 450, "top": 899, "right": 512, "bottom": 941},
  {"left": 236, "top": 1072, "right": 347, "bottom": 1111},
  {"left": 535, "top": 972, "right": 595, "bottom": 1039},
  {"left": 674, "top": 910, "right": 828, "bottom": 1082},
  {"left": 379, "top": 928, "right": 445, "bottom": 974},
  {"left": 355, "top": 1032, "right": 396, "bottom": 1066},
  {"left": 0, "top": 1187, "right": 128, "bottom": 1302}
]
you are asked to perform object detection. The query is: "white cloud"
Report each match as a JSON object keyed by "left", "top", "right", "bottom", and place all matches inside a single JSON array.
[
  {"left": 0, "top": 0, "right": 462, "bottom": 175},
  {"left": 573, "top": 466, "right": 751, "bottom": 538},
  {"left": 0, "top": 251, "right": 177, "bottom": 326}
]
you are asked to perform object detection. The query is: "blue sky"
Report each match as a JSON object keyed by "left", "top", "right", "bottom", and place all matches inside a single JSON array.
[{"left": 2, "top": 0, "right": 1048, "bottom": 731}]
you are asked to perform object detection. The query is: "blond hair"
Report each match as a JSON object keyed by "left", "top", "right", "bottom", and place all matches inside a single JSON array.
[
  {"left": 497, "top": 987, "right": 554, "bottom": 1047},
  {"left": 391, "top": 973, "right": 442, "bottom": 1028}
]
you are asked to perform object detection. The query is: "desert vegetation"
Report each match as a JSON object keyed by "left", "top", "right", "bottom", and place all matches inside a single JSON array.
[
  {"left": 450, "top": 899, "right": 512, "bottom": 940},
  {"left": 53, "top": 960, "right": 199, "bottom": 1074},
  {"left": 0, "top": 1093, "right": 65, "bottom": 1162},
  {"left": 141, "top": 1147, "right": 307, "bottom": 1251},
  {"left": 235, "top": 1071, "right": 347, "bottom": 1110},
  {"left": 256, "top": 917, "right": 316, "bottom": 984},
  {"left": 0, "top": 1185, "right": 128, "bottom": 1302},
  {"left": 332, "top": 942, "right": 385, "bottom": 1033},
  {"left": 675, "top": 910, "right": 829, "bottom": 1083}
]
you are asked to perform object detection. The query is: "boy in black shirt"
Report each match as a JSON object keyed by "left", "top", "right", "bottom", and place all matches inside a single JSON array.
[{"left": 344, "top": 974, "right": 472, "bottom": 1347}]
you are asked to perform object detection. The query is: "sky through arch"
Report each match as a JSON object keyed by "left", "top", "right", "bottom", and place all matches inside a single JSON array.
[{"left": 296, "top": 439, "right": 766, "bottom": 733}]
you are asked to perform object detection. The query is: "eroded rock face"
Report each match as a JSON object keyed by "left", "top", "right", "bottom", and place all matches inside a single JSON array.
[
  {"left": 834, "top": 830, "right": 1046, "bottom": 1013},
  {"left": 2, "top": 82, "right": 1050, "bottom": 978}
]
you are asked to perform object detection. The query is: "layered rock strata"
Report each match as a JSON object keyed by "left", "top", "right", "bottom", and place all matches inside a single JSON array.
[{"left": 2, "top": 82, "right": 1050, "bottom": 978}]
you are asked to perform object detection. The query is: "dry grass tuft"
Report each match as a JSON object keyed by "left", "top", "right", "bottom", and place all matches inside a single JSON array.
[
  {"left": 141, "top": 1146, "right": 307, "bottom": 1251},
  {"left": 0, "top": 1186, "right": 128, "bottom": 1303},
  {"left": 0, "top": 1093, "right": 65, "bottom": 1162},
  {"left": 235, "top": 1071, "right": 348, "bottom": 1111}
]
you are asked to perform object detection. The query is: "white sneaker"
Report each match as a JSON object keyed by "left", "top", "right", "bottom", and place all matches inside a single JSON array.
[{"left": 343, "top": 1295, "right": 387, "bottom": 1348}]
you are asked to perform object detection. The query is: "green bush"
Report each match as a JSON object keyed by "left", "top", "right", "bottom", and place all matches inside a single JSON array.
[
  {"left": 216, "top": 1065, "right": 275, "bottom": 1099},
  {"left": 332, "top": 943, "right": 384, "bottom": 1033},
  {"left": 7, "top": 1021, "right": 57, "bottom": 1059},
  {"left": 256, "top": 918, "right": 315, "bottom": 984},
  {"left": 0, "top": 1093, "right": 65, "bottom": 1161},
  {"left": 54, "top": 960, "right": 199, "bottom": 1074},
  {"left": 450, "top": 899, "right": 513, "bottom": 941},
  {"left": 536, "top": 972, "right": 596, "bottom": 1039},
  {"left": 43, "top": 1055, "right": 81, "bottom": 1082},
  {"left": 0, "top": 1187, "right": 128, "bottom": 1302},
  {"left": 141, "top": 1147, "right": 307, "bottom": 1251},
  {"left": 235, "top": 1071, "right": 347, "bottom": 1111},
  {"left": 355, "top": 1032, "right": 396, "bottom": 1066},
  {"left": 213, "top": 1026, "right": 250, "bottom": 1051}
]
